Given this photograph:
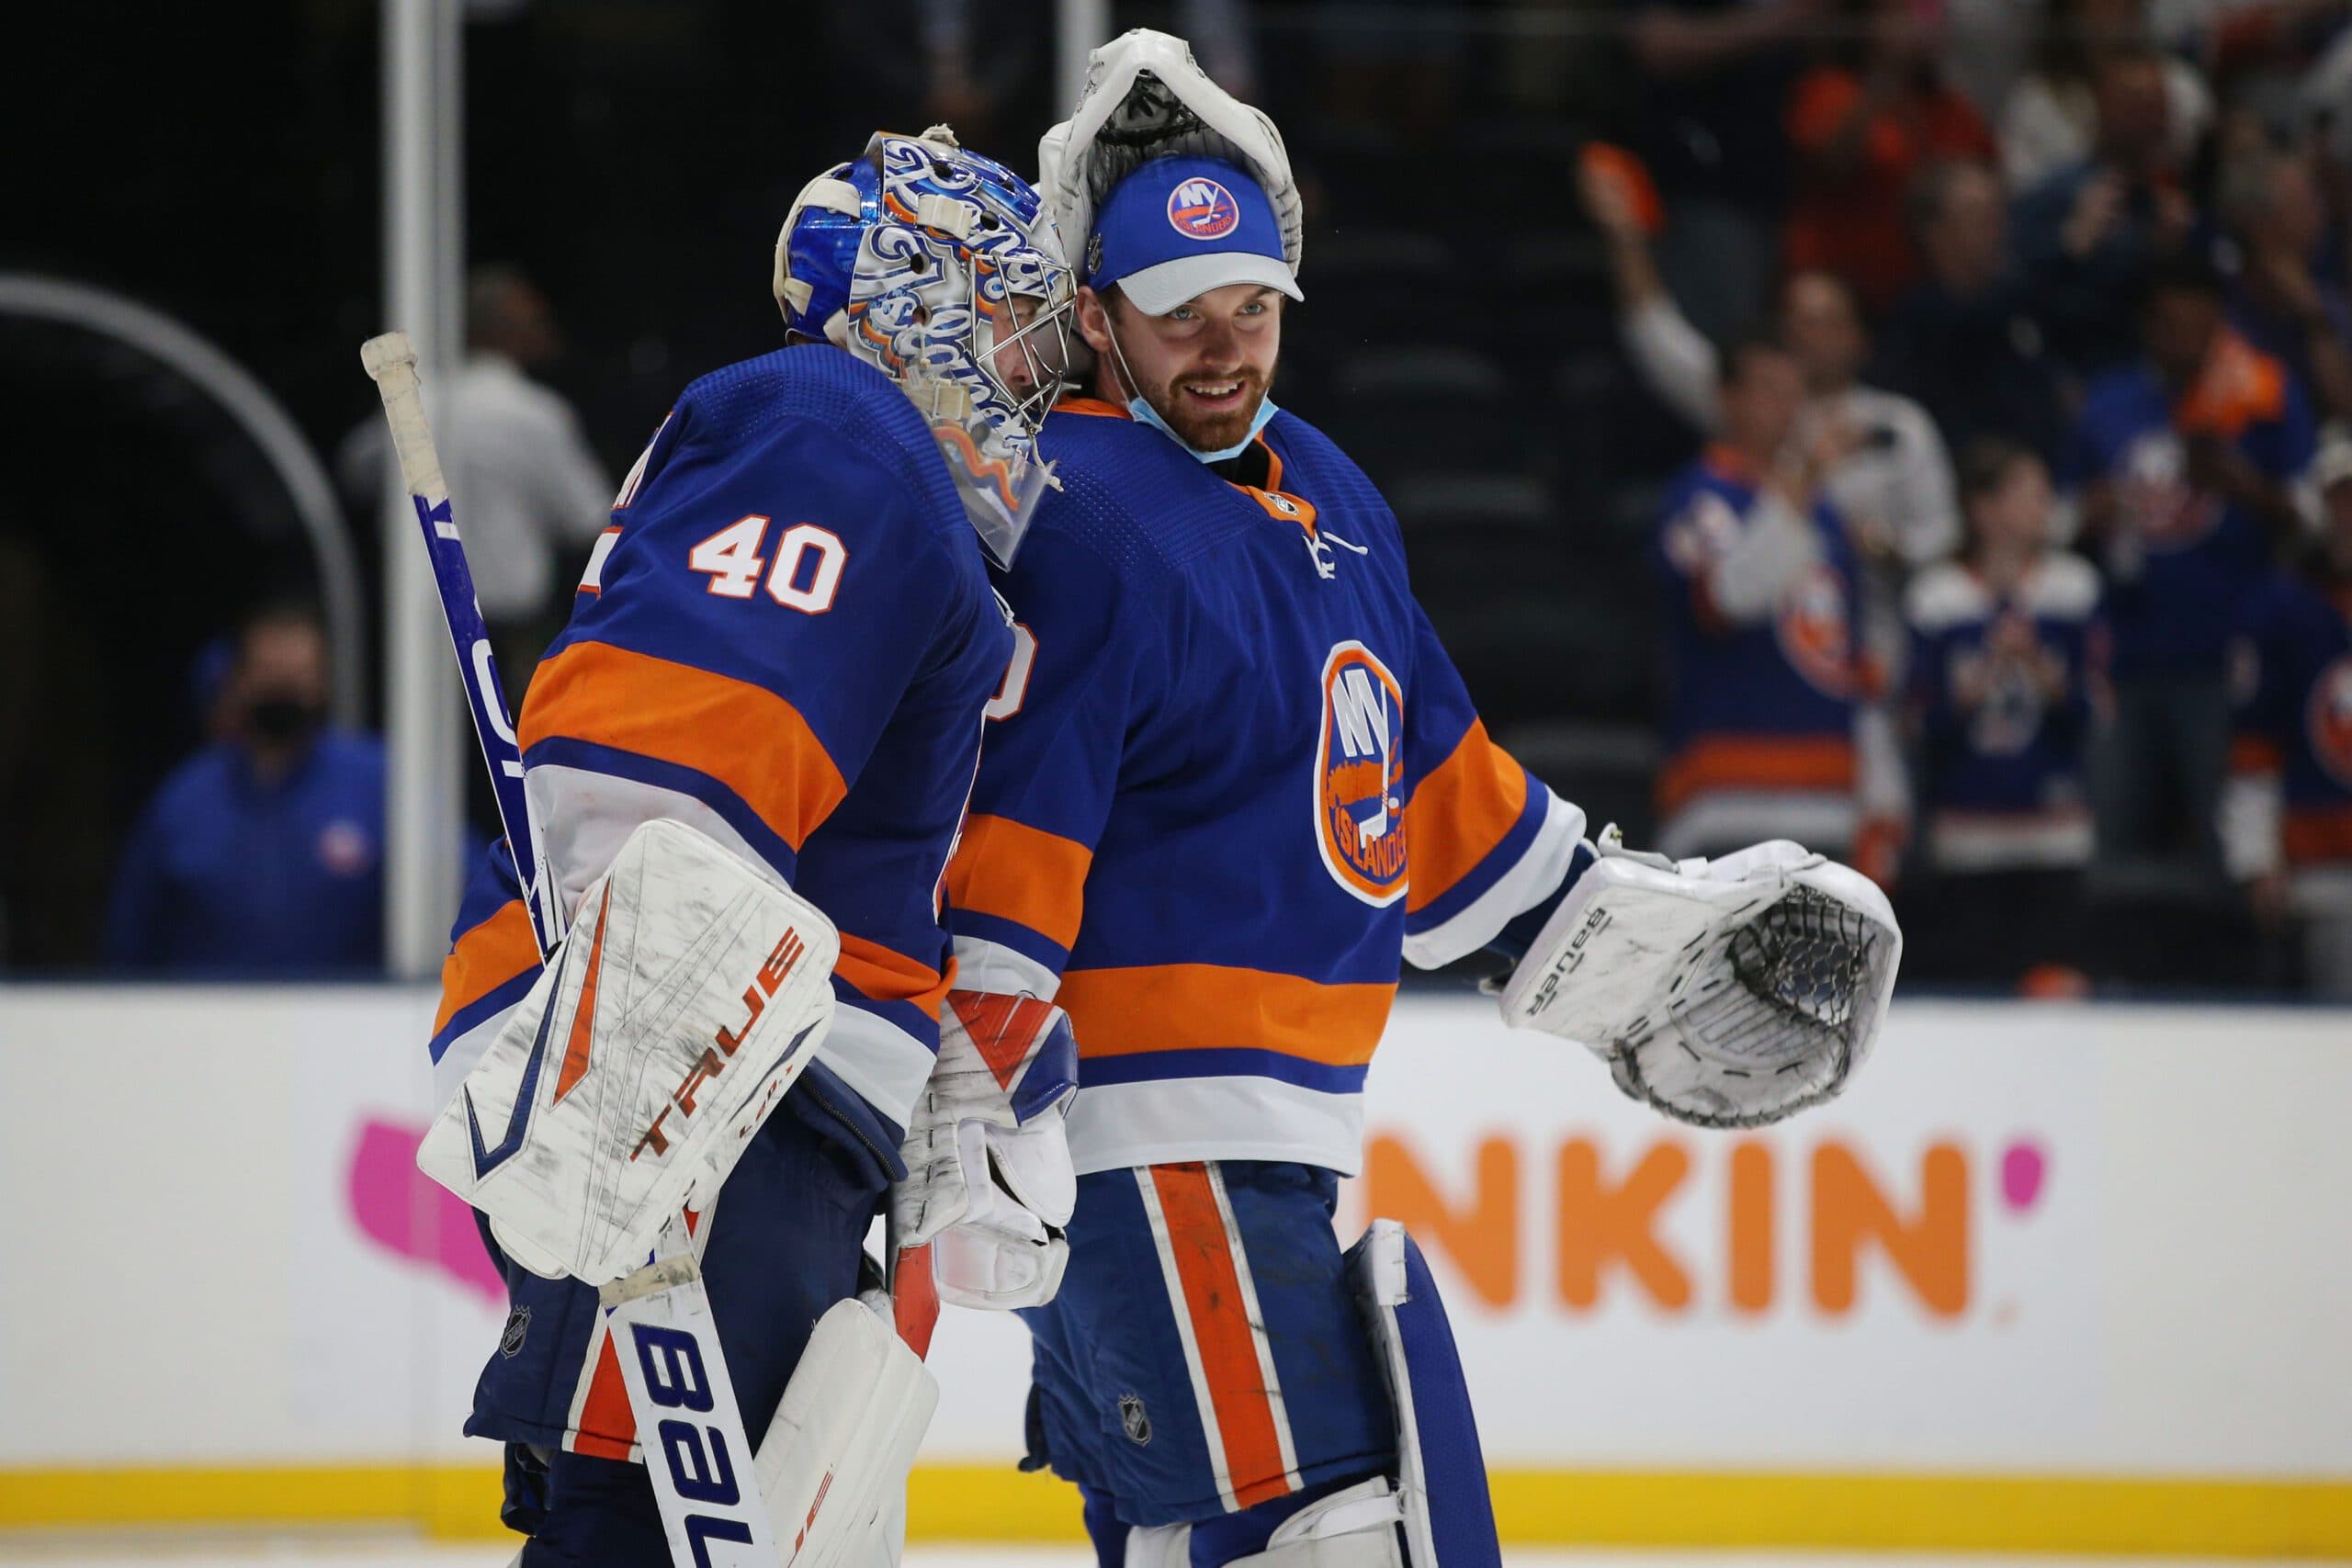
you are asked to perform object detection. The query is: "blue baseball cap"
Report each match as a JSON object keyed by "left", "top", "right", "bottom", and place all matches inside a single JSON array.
[{"left": 1087, "top": 156, "right": 1303, "bottom": 316}]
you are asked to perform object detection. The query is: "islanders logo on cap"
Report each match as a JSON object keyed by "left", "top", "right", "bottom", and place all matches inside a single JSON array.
[
  {"left": 2308, "top": 653, "right": 2352, "bottom": 790},
  {"left": 1167, "top": 176, "right": 1240, "bottom": 242},
  {"left": 1315, "top": 641, "right": 1408, "bottom": 906}
]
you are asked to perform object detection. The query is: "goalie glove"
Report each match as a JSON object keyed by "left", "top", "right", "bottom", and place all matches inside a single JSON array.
[
  {"left": 1038, "top": 28, "right": 1304, "bottom": 286},
  {"left": 1498, "top": 832, "right": 1901, "bottom": 1128},
  {"left": 890, "top": 991, "right": 1079, "bottom": 1309}
]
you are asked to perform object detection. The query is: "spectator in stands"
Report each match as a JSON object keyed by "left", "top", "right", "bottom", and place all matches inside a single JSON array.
[
  {"left": 1781, "top": 0, "right": 1997, "bottom": 312},
  {"left": 1878, "top": 158, "right": 2075, "bottom": 470},
  {"left": 1625, "top": 0, "right": 1826, "bottom": 342},
  {"left": 2014, "top": 45, "right": 2208, "bottom": 372},
  {"left": 2225, "top": 422, "right": 2352, "bottom": 996},
  {"left": 105, "top": 602, "right": 385, "bottom": 975},
  {"left": 1904, "top": 439, "right": 2102, "bottom": 984},
  {"left": 2221, "top": 141, "right": 2352, "bottom": 420},
  {"left": 339, "top": 265, "right": 612, "bottom": 692},
  {"left": 1651, "top": 330, "right": 1868, "bottom": 862},
  {"left": 1577, "top": 183, "right": 1964, "bottom": 574},
  {"left": 2001, "top": 0, "right": 2214, "bottom": 193},
  {"left": 2073, "top": 252, "right": 2316, "bottom": 882}
]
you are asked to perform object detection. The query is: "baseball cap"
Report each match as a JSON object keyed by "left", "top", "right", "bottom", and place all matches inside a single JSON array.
[{"left": 1086, "top": 156, "right": 1303, "bottom": 316}]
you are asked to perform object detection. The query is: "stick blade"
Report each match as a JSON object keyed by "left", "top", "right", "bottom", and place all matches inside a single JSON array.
[{"left": 360, "top": 331, "right": 417, "bottom": 383}]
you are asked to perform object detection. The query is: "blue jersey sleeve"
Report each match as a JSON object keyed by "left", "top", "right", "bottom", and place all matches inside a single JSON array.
[
  {"left": 1397, "top": 601, "right": 1585, "bottom": 969},
  {"left": 946, "top": 526, "right": 1155, "bottom": 994}
]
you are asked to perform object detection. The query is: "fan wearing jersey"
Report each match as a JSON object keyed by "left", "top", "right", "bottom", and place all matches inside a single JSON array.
[
  {"left": 938, "top": 32, "right": 1900, "bottom": 1568},
  {"left": 424, "top": 129, "right": 1072, "bottom": 1563}
]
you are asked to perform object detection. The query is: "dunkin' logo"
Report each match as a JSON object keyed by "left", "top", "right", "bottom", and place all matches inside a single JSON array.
[
  {"left": 1167, "top": 177, "right": 1240, "bottom": 241},
  {"left": 1352, "top": 1129, "right": 2052, "bottom": 1321},
  {"left": 1315, "top": 640, "right": 1408, "bottom": 906}
]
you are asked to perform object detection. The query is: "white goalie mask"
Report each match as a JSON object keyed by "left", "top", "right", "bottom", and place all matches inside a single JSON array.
[{"left": 776, "top": 128, "right": 1076, "bottom": 566}]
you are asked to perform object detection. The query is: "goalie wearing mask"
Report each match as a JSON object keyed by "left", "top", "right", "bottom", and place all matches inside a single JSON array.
[
  {"left": 938, "top": 33, "right": 1905, "bottom": 1568},
  {"left": 420, "top": 128, "right": 1077, "bottom": 1563}
]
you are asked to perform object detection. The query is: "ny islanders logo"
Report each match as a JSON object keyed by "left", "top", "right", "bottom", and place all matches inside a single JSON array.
[
  {"left": 1167, "top": 177, "right": 1240, "bottom": 241},
  {"left": 1316, "top": 641, "right": 1408, "bottom": 906},
  {"left": 1777, "top": 562, "right": 1854, "bottom": 700},
  {"left": 2310, "top": 653, "right": 2352, "bottom": 790}
]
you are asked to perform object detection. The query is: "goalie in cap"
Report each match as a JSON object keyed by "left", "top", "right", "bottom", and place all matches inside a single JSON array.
[{"left": 939, "top": 32, "right": 1904, "bottom": 1567}]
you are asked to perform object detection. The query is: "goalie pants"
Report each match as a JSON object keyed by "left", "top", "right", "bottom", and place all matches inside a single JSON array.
[
  {"left": 464, "top": 1061, "right": 898, "bottom": 1559},
  {"left": 1018, "top": 1160, "right": 1396, "bottom": 1547}
]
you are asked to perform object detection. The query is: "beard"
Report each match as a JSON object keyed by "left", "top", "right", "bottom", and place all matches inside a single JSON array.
[{"left": 1136, "top": 363, "right": 1272, "bottom": 454}]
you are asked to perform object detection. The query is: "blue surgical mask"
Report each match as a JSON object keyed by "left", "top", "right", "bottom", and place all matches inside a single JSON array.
[{"left": 1127, "top": 389, "right": 1281, "bottom": 463}]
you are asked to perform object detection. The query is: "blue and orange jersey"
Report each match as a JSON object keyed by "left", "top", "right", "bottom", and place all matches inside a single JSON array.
[
  {"left": 2232, "top": 567, "right": 2352, "bottom": 870},
  {"left": 944, "top": 399, "right": 1584, "bottom": 1176},
  {"left": 1651, "top": 448, "right": 1861, "bottom": 857},
  {"left": 1904, "top": 554, "right": 2101, "bottom": 872},
  {"left": 427, "top": 347, "right": 1013, "bottom": 1131},
  {"left": 2068, "top": 335, "right": 2315, "bottom": 679}
]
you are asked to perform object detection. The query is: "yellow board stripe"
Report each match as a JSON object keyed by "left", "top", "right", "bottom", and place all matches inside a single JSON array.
[{"left": 0, "top": 1465, "right": 2347, "bottom": 1556}]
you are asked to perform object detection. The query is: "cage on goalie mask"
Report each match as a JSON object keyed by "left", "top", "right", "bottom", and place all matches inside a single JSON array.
[{"left": 775, "top": 129, "right": 1075, "bottom": 566}]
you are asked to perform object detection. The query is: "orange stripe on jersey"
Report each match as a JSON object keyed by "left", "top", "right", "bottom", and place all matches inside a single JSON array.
[
  {"left": 432, "top": 897, "right": 540, "bottom": 1038},
  {"left": 1056, "top": 964, "right": 1396, "bottom": 1067},
  {"left": 947, "top": 813, "right": 1093, "bottom": 951},
  {"left": 520, "top": 638, "right": 849, "bottom": 853},
  {"left": 838, "top": 931, "right": 955, "bottom": 1023},
  {"left": 571, "top": 1327, "right": 635, "bottom": 1460},
  {"left": 1404, "top": 720, "right": 1530, "bottom": 916},
  {"left": 2284, "top": 806, "right": 2352, "bottom": 863},
  {"left": 1657, "top": 735, "right": 1855, "bottom": 816},
  {"left": 1148, "top": 1164, "right": 1296, "bottom": 1509}
]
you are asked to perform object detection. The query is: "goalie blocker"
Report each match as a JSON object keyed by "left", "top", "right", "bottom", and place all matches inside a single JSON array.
[{"left": 1498, "top": 834, "right": 1902, "bottom": 1128}]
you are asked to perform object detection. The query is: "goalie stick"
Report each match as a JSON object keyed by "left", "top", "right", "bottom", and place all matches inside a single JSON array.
[{"left": 363, "top": 332, "right": 780, "bottom": 1565}]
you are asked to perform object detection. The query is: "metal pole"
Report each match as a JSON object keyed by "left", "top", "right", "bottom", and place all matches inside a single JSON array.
[
  {"left": 381, "top": 0, "right": 465, "bottom": 976},
  {"left": 1056, "top": 0, "right": 1111, "bottom": 111}
]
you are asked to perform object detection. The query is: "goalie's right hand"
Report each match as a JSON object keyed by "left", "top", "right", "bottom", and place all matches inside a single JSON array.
[{"left": 891, "top": 991, "right": 1078, "bottom": 1310}]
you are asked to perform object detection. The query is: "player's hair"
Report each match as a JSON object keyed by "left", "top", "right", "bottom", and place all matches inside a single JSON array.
[
  {"left": 1905, "top": 158, "right": 1998, "bottom": 238},
  {"left": 239, "top": 594, "right": 326, "bottom": 645},
  {"left": 1958, "top": 436, "right": 2042, "bottom": 505},
  {"left": 2139, "top": 250, "right": 2227, "bottom": 310},
  {"left": 1720, "top": 322, "right": 1796, "bottom": 387}
]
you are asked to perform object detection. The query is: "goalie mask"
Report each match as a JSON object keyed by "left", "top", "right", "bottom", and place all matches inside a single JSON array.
[{"left": 776, "top": 128, "right": 1074, "bottom": 566}]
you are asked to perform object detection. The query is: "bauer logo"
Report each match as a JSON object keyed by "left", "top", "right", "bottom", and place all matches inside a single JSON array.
[
  {"left": 1167, "top": 177, "right": 1240, "bottom": 241},
  {"left": 2308, "top": 653, "right": 2352, "bottom": 790},
  {"left": 1314, "top": 640, "right": 1408, "bottom": 907}
]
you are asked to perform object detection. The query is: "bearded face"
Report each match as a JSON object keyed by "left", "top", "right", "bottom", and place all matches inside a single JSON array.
[{"left": 1089, "top": 283, "right": 1283, "bottom": 453}]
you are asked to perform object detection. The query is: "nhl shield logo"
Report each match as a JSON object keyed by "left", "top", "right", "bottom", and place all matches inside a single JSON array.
[
  {"left": 499, "top": 1306, "right": 531, "bottom": 1359},
  {"left": 1119, "top": 1393, "right": 1152, "bottom": 1445},
  {"left": 1315, "top": 640, "right": 1408, "bottom": 907}
]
